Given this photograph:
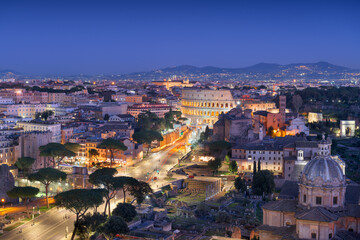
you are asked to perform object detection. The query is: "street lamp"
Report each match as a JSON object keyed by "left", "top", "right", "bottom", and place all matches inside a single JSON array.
[{"left": 1, "top": 198, "right": 5, "bottom": 208}]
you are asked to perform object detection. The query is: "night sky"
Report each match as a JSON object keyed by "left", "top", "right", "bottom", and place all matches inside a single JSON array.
[{"left": 0, "top": 0, "right": 359, "bottom": 75}]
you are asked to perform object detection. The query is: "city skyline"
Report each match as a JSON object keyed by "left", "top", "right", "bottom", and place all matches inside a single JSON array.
[{"left": 1, "top": 0, "right": 360, "bottom": 75}]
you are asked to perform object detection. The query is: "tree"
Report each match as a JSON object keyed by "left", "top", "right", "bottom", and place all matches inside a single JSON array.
[
  {"left": 234, "top": 177, "right": 246, "bottom": 193},
  {"left": 116, "top": 176, "right": 139, "bottom": 203},
  {"left": 252, "top": 170, "right": 275, "bottom": 197},
  {"left": 104, "top": 114, "right": 110, "bottom": 121},
  {"left": 292, "top": 94, "right": 303, "bottom": 113},
  {"left": 98, "top": 138, "right": 127, "bottom": 167},
  {"left": 128, "top": 181, "right": 152, "bottom": 205},
  {"left": 35, "top": 112, "right": 41, "bottom": 120},
  {"left": 15, "top": 157, "right": 35, "bottom": 176},
  {"left": 200, "top": 126, "right": 211, "bottom": 142},
  {"left": 253, "top": 161, "right": 257, "bottom": 175},
  {"left": 28, "top": 167, "right": 67, "bottom": 208},
  {"left": 89, "top": 149, "right": 100, "bottom": 165},
  {"left": 54, "top": 189, "right": 104, "bottom": 240},
  {"left": 112, "top": 203, "right": 137, "bottom": 222},
  {"left": 7, "top": 186, "right": 39, "bottom": 218},
  {"left": 208, "top": 158, "right": 222, "bottom": 175},
  {"left": 132, "top": 130, "right": 163, "bottom": 155},
  {"left": 39, "top": 143, "right": 76, "bottom": 167},
  {"left": 137, "top": 110, "right": 161, "bottom": 131},
  {"left": 77, "top": 212, "right": 107, "bottom": 240},
  {"left": 100, "top": 216, "right": 129, "bottom": 240},
  {"left": 267, "top": 126, "right": 274, "bottom": 137},
  {"left": 208, "top": 141, "right": 232, "bottom": 154},
  {"left": 229, "top": 160, "right": 238, "bottom": 174},
  {"left": 89, "top": 168, "right": 119, "bottom": 215},
  {"left": 64, "top": 142, "right": 81, "bottom": 153},
  {"left": 41, "top": 110, "right": 54, "bottom": 121}
]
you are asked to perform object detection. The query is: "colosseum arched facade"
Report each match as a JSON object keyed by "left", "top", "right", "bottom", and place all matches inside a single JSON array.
[{"left": 181, "top": 88, "right": 237, "bottom": 126}]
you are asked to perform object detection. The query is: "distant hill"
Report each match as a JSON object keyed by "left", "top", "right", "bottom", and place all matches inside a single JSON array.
[
  {"left": 151, "top": 61, "right": 351, "bottom": 75},
  {"left": 0, "top": 62, "right": 356, "bottom": 80}
]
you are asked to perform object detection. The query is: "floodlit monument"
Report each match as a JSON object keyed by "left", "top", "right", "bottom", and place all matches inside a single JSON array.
[{"left": 340, "top": 120, "right": 355, "bottom": 137}]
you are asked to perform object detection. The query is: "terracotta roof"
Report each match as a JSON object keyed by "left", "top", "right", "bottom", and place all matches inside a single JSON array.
[
  {"left": 262, "top": 200, "right": 297, "bottom": 212},
  {"left": 257, "top": 225, "right": 296, "bottom": 239},
  {"left": 295, "top": 207, "right": 338, "bottom": 222},
  {"left": 333, "top": 230, "right": 360, "bottom": 240},
  {"left": 279, "top": 181, "right": 299, "bottom": 200}
]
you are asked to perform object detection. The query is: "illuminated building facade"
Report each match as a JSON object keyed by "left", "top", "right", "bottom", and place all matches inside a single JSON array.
[{"left": 181, "top": 88, "right": 237, "bottom": 126}]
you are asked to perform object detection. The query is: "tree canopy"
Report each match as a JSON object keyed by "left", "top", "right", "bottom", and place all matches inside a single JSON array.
[
  {"left": 89, "top": 168, "right": 118, "bottom": 215},
  {"left": 252, "top": 170, "right": 275, "bottom": 197},
  {"left": 229, "top": 160, "right": 238, "bottom": 174},
  {"left": 112, "top": 203, "right": 137, "bottom": 222},
  {"left": 208, "top": 158, "right": 222, "bottom": 175},
  {"left": 98, "top": 138, "right": 127, "bottom": 167},
  {"left": 77, "top": 212, "right": 107, "bottom": 240},
  {"left": 7, "top": 186, "right": 39, "bottom": 217},
  {"left": 64, "top": 142, "right": 81, "bottom": 153},
  {"left": 208, "top": 141, "right": 232, "bottom": 154},
  {"left": 132, "top": 130, "right": 163, "bottom": 155},
  {"left": 100, "top": 216, "right": 129, "bottom": 240},
  {"left": 234, "top": 177, "right": 246, "bottom": 193},
  {"left": 55, "top": 189, "right": 104, "bottom": 240},
  {"left": 28, "top": 167, "right": 67, "bottom": 208},
  {"left": 15, "top": 157, "right": 35, "bottom": 175},
  {"left": 39, "top": 142, "right": 76, "bottom": 167},
  {"left": 128, "top": 181, "right": 152, "bottom": 205}
]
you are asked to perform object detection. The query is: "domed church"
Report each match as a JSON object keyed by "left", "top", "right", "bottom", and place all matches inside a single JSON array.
[{"left": 258, "top": 137, "right": 360, "bottom": 240}]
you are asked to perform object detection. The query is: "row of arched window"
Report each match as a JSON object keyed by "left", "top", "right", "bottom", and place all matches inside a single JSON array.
[
  {"left": 182, "top": 101, "right": 234, "bottom": 109},
  {"left": 182, "top": 109, "right": 225, "bottom": 117}
]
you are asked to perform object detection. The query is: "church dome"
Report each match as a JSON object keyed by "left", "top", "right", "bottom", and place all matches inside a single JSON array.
[{"left": 301, "top": 155, "right": 345, "bottom": 186}]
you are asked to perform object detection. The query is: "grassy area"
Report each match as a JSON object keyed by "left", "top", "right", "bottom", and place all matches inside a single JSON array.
[
  {"left": 39, "top": 204, "right": 56, "bottom": 213},
  {"left": 23, "top": 214, "right": 40, "bottom": 221},
  {"left": 204, "top": 229, "right": 227, "bottom": 237},
  {"left": 170, "top": 216, "right": 207, "bottom": 230},
  {"left": 228, "top": 202, "right": 239, "bottom": 209},
  {"left": 3, "top": 222, "right": 24, "bottom": 231},
  {"left": 2, "top": 205, "right": 56, "bottom": 233}
]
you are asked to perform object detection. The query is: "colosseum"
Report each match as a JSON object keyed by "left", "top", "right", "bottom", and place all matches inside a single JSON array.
[{"left": 181, "top": 88, "right": 237, "bottom": 126}]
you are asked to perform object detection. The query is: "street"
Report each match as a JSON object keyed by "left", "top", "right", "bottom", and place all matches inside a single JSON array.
[{"left": 0, "top": 130, "right": 192, "bottom": 240}]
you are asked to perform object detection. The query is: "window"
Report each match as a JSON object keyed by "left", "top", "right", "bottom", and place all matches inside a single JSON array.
[
  {"left": 303, "top": 194, "right": 306, "bottom": 203},
  {"left": 333, "top": 196, "right": 338, "bottom": 205},
  {"left": 311, "top": 233, "right": 316, "bottom": 239},
  {"left": 316, "top": 197, "right": 322, "bottom": 205}
]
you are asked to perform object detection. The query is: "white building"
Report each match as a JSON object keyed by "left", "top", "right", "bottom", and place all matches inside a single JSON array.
[
  {"left": 16, "top": 122, "right": 61, "bottom": 143},
  {"left": 0, "top": 97, "right": 15, "bottom": 104},
  {"left": 286, "top": 117, "right": 310, "bottom": 135},
  {"left": 3, "top": 103, "right": 60, "bottom": 119},
  {"left": 308, "top": 112, "right": 323, "bottom": 123}
]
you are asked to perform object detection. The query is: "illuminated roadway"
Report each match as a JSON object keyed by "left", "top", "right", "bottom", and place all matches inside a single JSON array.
[{"left": 0, "top": 130, "right": 192, "bottom": 240}]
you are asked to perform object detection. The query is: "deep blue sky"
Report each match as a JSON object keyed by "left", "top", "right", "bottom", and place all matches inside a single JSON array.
[{"left": 0, "top": 0, "right": 359, "bottom": 75}]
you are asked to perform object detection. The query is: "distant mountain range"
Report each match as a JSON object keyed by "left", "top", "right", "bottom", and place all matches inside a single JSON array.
[
  {"left": 134, "top": 61, "right": 353, "bottom": 75},
  {"left": 122, "top": 61, "right": 357, "bottom": 81},
  {"left": 0, "top": 62, "right": 358, "bottom": 80}
]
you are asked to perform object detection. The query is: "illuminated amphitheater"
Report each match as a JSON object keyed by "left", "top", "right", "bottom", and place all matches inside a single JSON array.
[{"left": 181, "top": 88, "right": 237, "bottom": 126}]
